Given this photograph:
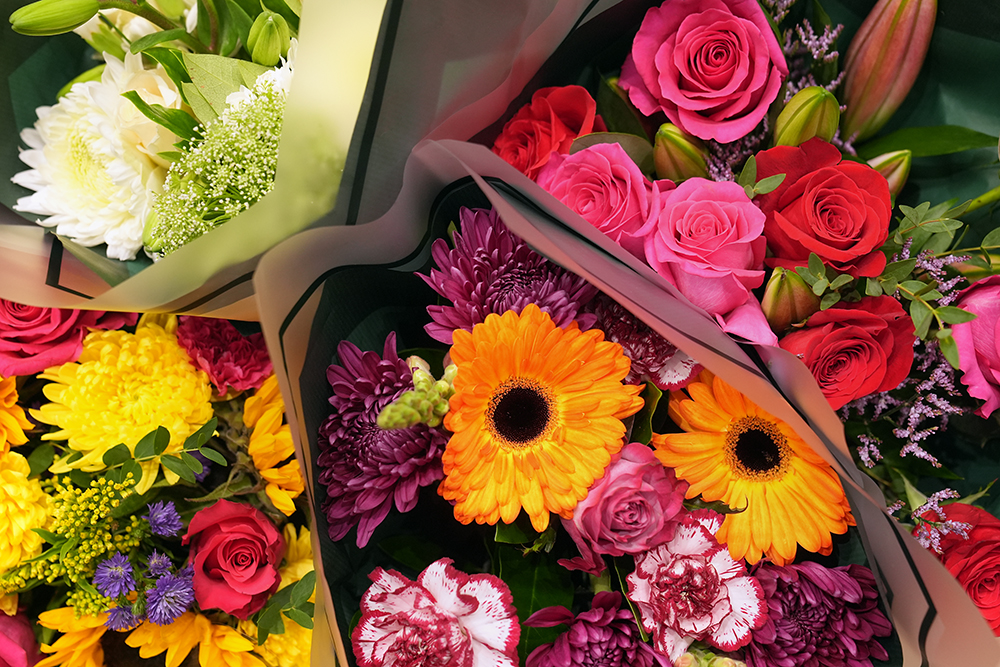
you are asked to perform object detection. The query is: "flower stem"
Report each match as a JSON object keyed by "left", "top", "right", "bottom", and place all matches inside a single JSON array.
[
  {"left": 198, "top": 0, "right": 220, "bottom": 52},
  {"left": 964, "top": 184, "right": 1000, "bottom": 216},
  {"left": 96, "top": 0, "right": 210, "bottom": 53}
]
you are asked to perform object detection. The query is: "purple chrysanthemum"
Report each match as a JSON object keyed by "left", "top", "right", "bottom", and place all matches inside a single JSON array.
[
  {"left": 105, "top": 605, "right": 142, "bottom": 632},
  {"left": 146, "top": 549, "right": 172, "bottom": 577},
  {"left": 317, "top": 333, "right": 447, "bottom": 548},
  {"left": 146, "top": 572, "right": 196, "bottom": 626},
  {"left": 525, "top": 591, "right": 668, "bottom": 667},
  {"left": 93, "top": 552, "right": 135, "bottom": 599},
  {"left": 418, "top": 207, "right": 597, "bottom": 344},
  {"left": 589, "top": 295, "right": 701, "bottom": 390},
  {"left": 146, "top": 501, "right": 183, "bottom": 537},
  {"left": 746, "top": 561, "right": 892, "bottom": 667}
]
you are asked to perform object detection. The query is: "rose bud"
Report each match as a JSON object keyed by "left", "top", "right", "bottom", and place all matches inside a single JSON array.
[
  {"left": 867, "top": 149, "right": 912, "bottom": 199},
  {"left": 654, "top": 123, "right": 709, "bottom": 182},
  {"left": 760, "top": 267, "right": 821, "bottom": 334},
  {"left": 841, "top": 0, "right": 936, "bottom": 141},
  {"left": 773, "top": 86, "right": 840, "bottom": 147},
  {"left": 247, "top": 10, "right": 291, "bottom": 67},
  {"left": 9, "top": 0, "right": 99, "bottom": 35}
]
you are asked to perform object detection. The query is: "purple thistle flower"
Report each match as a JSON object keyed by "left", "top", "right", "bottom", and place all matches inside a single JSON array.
[
  {"left": 525, "top": 591, "right": 667, "bottom": 667},
  {"left": 93, "top": 553, "right": 136, "bottom": 599},
  {"left": 146, "top": 501, "right": 183, "bottom": 537},
  {"left": 146, "top": 550, "right": 172, "bottom": 577},
  {"left": 317, "top": 333, "right": 448, "bottom": 548},
  {"left": 146, "top": 572, "right": 196, "bottom": 625},
  {"left": 418, "top": 207, "right": 597, "bottom": 344},
  {"left": 105, "top": 606, "right": 142, "bottom": 632},
  {"left": 746, "top": 561, "right": 892, "bottom": 667}
]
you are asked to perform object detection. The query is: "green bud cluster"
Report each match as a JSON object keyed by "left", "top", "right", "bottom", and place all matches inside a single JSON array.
[
  {"left": 377, "top": 363, "right": 458, "bottom": 429},
  {"left": 67, "top": 587, "right": 113, "bottom": 618},
  {"left": 675, "top": 646, "right": 747, "bottom": 667}
]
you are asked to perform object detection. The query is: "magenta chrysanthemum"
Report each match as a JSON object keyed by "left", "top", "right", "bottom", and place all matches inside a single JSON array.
[
  {"left": 418, "top": 207, "right": 597, "bottom": 344},
  {"left": 525, "top": 591, "right": 667, "bottom": 667},
  {"left": 317, "top": 333, "right": 447, "bottom": 547},
  {"left": 745, "top": 561, "right": 891, "bottom": 667},
  {"left": 176, "top": 317, "right": 272, "bottom": 395},
  {"left": 627, "top": 510, "right": 767, "bottom": 662},
  {"left": 352, "top": 558, "right": 520, "bottom": 667}
]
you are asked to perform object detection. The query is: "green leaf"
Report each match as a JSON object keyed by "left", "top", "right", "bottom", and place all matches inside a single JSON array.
[
  {"left": 111, "top": 488, "right": 160, "bottom": 519},
  {"left": 753, "top": 173, "right": 785, "bottom": 196},
  {"left": 957, "top": 480, "right": 995, "bottom": 506},
  {"left": 737, "top": 155, "right": 757, "bottom": 188},
  {"left": 900, "top": 474, "right": 928, "bottom": 512},
  {"left": 980, "top": 227, "right": 1000, "bottom": 250},
  {"left": 497, "top": 546, "right": 574, "bottom": 663},
  {"left": 811, "top": 278, "right": 828, "bottom": 296},
  {"left": 919, "top": 218, "right": 963, "bottom": 234},
  {"left": 144, "top": 47, "right": 192, "bottom": 86},
  {"left": 26, "top": 443, "right": 55, "bottom": 478},
  {"left": 909, "top": 299, "right": 934, "bottom": 339},
  {"left": 612, "top": 558, "right": 648, "bottom": 642},
  {"left": 807, "top": 252, "right": 825, "bottom": 277},
  {"left": 937, "top": 328, "right": 961, "bottom": 368},
  {"left": 857, "top": 125, "right": 999, "bottom": 159},
  {"left": 289, "top": 571, "right": 316, "bottom": 608},
  {"left": 59, "top": 535, "right": 79, "bottom": 562},
  {"left": 795, "top": 265, "right": 818, "bottom": 286},
  {"left": 865, "top": 278, "right": 884, "bottom": 297},
  {"left": 68, "top": 469, "right": 90, "bottom": 487},
  {"left": 161, "top": 455, "right": 196, "bottom": 484},
  {"left": 31, "top": 528, "right": 61, "bottom": 544},
  {"left": 569, "top": 133, "right": 654, "bottom": 174},
  {"left": 256, "top": 604, "right": 284, "bottom": 645},
  {"left": 224, "top": 0, "right": 254, "bottom": 50},
  {"left": 883, "top": 258, "right": 918, "bottom": 281},
  {"left": 936, "top": 306, "right": 977, "bottom": 325},
  {"left": 829, "top": 273, "right": 853, "bottom": 290},
  {"left": 284, "top": 608, "right": 313, "bottom": 629},
  {"left": 130, "top": 29, "right": 192, "bottom": 54},
  {"left": 495, "top": 514, "right": 539, "bottom": 545},
  {"left": 820, "top": 291, "right": 841, "bottom": 310},
  {"left": 102, "top": 443, "right": 133, "bottom": 468},
  {"left": 135, "top": 427, "right": 169, "bottom": 460},
  {"left": 596, "top": 75, "right": 650, "bottom": 140},
  {"left": 899, "top": 280, "right": 928, "bottom": 297},
  {"left": 122, "top": 459, "right": 143, "bottom": 485},
  {"left": 183, "top": 417, "right": 218, "bottom": 450},
  {"left": 181, "top": 53, "right": 267, "bottom": 120},
  {"left": 261, "top": 0, "right": 300, "bottom": 30},
  {"left": 377, "top": 535, "right": 444, "bottom": 572},
  {"left": 180, "top": 451, "right": 204, "bottom": 474},
  {"left": 198, "top": 446, "right": 228, "bottom": 466},
  {"left": 880, "top": 277, "right": 899, "bottom": 295},
  {"left": 629, "top": 384, "right": 662, "bottom": 446},
  {"left": 121, "top": 91, "right": 201, "bottom": 141}
]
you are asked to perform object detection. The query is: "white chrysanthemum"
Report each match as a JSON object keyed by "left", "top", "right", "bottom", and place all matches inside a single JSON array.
[{"left": 12, "top": 53, "right": 182, "bottom": 260}]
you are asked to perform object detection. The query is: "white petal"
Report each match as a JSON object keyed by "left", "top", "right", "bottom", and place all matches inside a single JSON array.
[{"left": 709, "top": 576, "right": 767, "bottom": 651}]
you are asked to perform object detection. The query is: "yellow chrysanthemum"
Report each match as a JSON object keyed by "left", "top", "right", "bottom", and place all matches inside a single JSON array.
[
  {"left": 32, "top": 315, "right": 213, "bottom": 493},
  {"left": 652, "top": 370, "right": 855, "bottom": 566},
  {"left": 279, "top": 524, "right": 315, "bottom": 591},
  {"left": 441, "top": 304, "right": 643, "bottom": 532},
  {"left": 37, "top": 607, "right": 107, "bottom": 667},
  {"left": 0, "top": 376, "right": 31, "bottom": 454},
  {"left": 247, "top": 375, "right": 303, "bottom": 515},
  {"left": 126, "top": 613, "right": 259, "bottom": 667},
  {"left": 0, "top": 593, "right": 17, "bottom": 615},
  {"left": 0, "top": 451, "right": 50, "bottom": 572}
]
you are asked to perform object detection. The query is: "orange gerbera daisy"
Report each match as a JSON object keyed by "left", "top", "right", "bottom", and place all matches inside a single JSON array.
[
  {"left": 441, "top": 304, "right": 643, "bottom": 532},
  {"left": 652, "top": 370, "right": 854, "bottom": 566}
]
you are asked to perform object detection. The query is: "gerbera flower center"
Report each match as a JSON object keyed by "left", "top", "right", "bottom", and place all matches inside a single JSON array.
[
  {"left": 486, "top": 377, "right": 555, "bottom": 450},
  {"left": 725, "top": 416, "right": 790, "bottom": 481}
]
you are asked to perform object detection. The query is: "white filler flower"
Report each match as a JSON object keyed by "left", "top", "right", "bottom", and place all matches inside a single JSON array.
[{"left": 12, "top": 52, "right": 182, "bottom": 260}]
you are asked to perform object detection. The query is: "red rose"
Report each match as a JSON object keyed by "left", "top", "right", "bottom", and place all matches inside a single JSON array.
[
  {"left": 0, "top": 300, "right": 136, "bottom": 377},
  {"left": 754, "top": 138, "right": 891, "bottom": 278},
  {"left": 491, "top": 86, "right": 602, "bottom": 180},
  {"left": 182, "top": 499, "right": 285, "bottom": 619},
  {"left": 919, "top": 503, "right": 1000, "bottom": 635},
  {"left": 779, "top": 296, "right": 915, "bottom": 409}
]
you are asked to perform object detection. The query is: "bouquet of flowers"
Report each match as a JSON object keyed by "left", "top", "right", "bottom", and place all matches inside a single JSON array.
[
  {"left": 0, "top": 0, "right": 384, "bottom": 316},
  {"left": 0, "top": 301, "right": 317, "bottom": 667},
  {"left": 252, "top": 0, "right": 1000, "bottom": 665}
]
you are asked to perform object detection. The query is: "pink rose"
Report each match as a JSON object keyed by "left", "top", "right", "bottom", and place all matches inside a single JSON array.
[
  {"left": 560, "top": 443, "right": 688, "bottom": 575},
  {"left": 0, "top": 611, "right": 41, "bottom": 667},
  {"left": 537, "top": 142, "right": 673, "bottom": 258},
  {"left": 636, "top": 178, "right": 774, "bottom": 344},
  {"left": 953, "top": 275, "right": 1000, "bottom": 417},
  {"left": 176, "top": 316, "right": 273, "bottom": 395},
  {"left": 619, "top": 0, "right": 788, "bottom": 142},
  {"left": 0, "top": 300, "right": 136, "bottom": 377},
  {"left": 182, "top": 499, "right": 285, "bottom": 619}
]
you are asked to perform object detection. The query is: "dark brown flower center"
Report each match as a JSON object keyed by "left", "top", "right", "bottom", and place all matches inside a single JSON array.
[
  {"left": 725, "top": 416, "right": 790, "bottom": 481},
  {"left": 487, "top": 378, "right": 554, "bottom": 450}
]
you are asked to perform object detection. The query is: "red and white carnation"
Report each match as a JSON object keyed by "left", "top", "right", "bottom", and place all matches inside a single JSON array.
[
  {"left": 352, "top": 558, "right": 520, "bottom": 667},
  {"left": 626, "top": 510, "right": 766, "bottom": 662}
]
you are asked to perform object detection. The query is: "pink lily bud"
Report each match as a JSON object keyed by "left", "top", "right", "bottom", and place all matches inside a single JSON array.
[
  {"left": 761, "top": 268, "right": 821, "bottom": 334},
  {"left": 841, "top": 0, "right": 937, "bottom": 142},
  {"left": 867, "top": 149, "right": 912, "bottom": 199}
]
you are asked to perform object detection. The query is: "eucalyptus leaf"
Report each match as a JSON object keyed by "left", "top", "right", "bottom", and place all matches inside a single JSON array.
[
  {"left": 936, "top": 306, "right": 977, "bottom": 325},
  {"left": 753, "top": 173, "right": 785, "bottom": 196},
  {"left": 865, "top": 278, "right": 883, "bottom": 297},
  {"left": 820, "top": 291, "right": 841, "bottom": 310},
  {"left": 829, "top": 274, "right": 853, "bottom": 290},
  {"left": 883, "top": 258, "right": 917, "bottom": 281},
  {"left": 937, "top": 329, "right": 961, "bottom": 368},
  {"left": 909, "top": 300, "right": 934, "bottom": 339}
]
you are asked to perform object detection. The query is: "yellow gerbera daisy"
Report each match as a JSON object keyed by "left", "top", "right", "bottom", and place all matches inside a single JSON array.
[
  {"left": 441, "top": 303, "right": 643, "bottom": 532},
  {"left": 0, "top": 376, "right": 31, "bottom": 454},
  {"left": 0, "top": 451, "right": 50, "bottom": 572},
  {"left": 126, "top": 613, "right": 260, "bottom": 667},
  {"left": 652, "top": 370, "right": 854, "bottom": 566},
  {"left": 32, "top": 315, "right": 214, "bottom": 494},
  {"left": 246, "top": 375, "right": 304, "bottom": 516},
  {"left": 37, "top": 607, "right": 107, "bottom": 667}
]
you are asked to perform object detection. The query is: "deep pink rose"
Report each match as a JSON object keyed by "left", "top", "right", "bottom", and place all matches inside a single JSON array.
[
  {"left": 619, "top": 0, "right": 788, "bottom": 142},
  {"left": 176, "top": 316, "right": 272, "bottom": 395},
  {"left": 182, "top": 499, "right": 285, "bottom": 619},
  {"left": 0, "top": 300, "right": 136, "bottom": 377},
  {"left": 779, "top": 296, "right": 915, "bottom": 410},
  {"left": 0, "top": 612, "right": 41, "bottom": 667},
  {"left": 953, "top": 275, "right": 1000, "bottom": 417},
  {"left": 537, "top": 142, "right": 674, "bottom": 258},
  {"left": 559, "top": 443, "right": 688, "bottom": 575}
]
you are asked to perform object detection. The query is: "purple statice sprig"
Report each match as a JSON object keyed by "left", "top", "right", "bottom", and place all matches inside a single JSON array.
[
  {"left": 911, "top": 490, "right": 974, "bottom": 554},
  {"left": 146, "top": 500, "right": 183, "bottom": 537},
  {"left": 761, "top": 0, "right": 797, "bottom": 25},
  {"left": 706, "top": 117, "right": 770, "bottom": 182}
]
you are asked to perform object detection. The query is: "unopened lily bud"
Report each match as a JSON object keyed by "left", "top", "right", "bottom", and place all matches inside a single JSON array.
[
  {"left": 774, "top": 87, "right": 840, "bottom": 147},
  {"left": 247, "top": 10, "right": 290, "bottom": 67},
  {"left": 867, "top": 149, "right": 912, "bottom": 199},
  {"left": 841, "top": 0, "right": 936, "bottom": 141},
  {"left": 406, "top": 355, "right": 431, "bottom": 376},
  {"left": 761, "top": 267, "right": 821, "bottom": 334},
  {"left": 10, "top": 0, "right": 99, "bottom": 35},
  {"left": 654, "top": 123, "right": 709, "bottom": 182}
]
